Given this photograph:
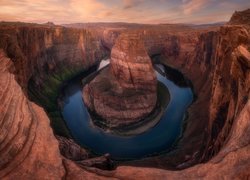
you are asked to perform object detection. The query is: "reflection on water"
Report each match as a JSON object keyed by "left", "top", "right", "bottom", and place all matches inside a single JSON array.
[{"left": 61, "top": 61, "right": 193, "bottom": 160}]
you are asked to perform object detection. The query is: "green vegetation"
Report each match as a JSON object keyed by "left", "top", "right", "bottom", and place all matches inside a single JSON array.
[
  {"left": 27, "top": 60, "right": 171, "bottom": 138},
  {"left": 28, "top": 66, "right": 90, "bottom": 138}
]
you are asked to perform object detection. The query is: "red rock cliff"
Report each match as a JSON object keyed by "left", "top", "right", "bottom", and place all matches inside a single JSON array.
[
  {"left": 0, "top": 25, "right": 107, "bottom": 90},
  {"left": 83, "top": 32, "right": 157, "bottom": 128},
  {"left": 0, "top": 9, "right": 250, "bottom": 179}
]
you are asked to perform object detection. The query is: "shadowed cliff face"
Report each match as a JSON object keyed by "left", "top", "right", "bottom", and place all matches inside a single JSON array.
[
  {"left": 204, "top": 26, "right": 250, "bottom": 160},
  {"left": 0, "top": 9, "right": 250, "bottom": 179},
  {"left": 159, "top": 24, "right": 250, "bottom": 163},
  {"left": 0, "top": 50, "right": 65, "bottom": 179},
  {"left": 0, "top": 25, "right": 108, "bottom": 136},
  {"left": 0, "top": 26, "right": 107, "bottom": 89}
]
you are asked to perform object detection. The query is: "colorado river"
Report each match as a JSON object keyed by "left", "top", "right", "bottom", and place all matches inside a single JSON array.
[{"left": 60, "top": 59, "right": 193, "bottom": 160}]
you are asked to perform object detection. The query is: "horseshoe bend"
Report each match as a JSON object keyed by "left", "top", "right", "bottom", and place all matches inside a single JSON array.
[
  {"left": 0, "top": 6, "right": 250, "bottom": 180},
  {"left": 83, "top": 32, "right": 160, "bottom": 133}
]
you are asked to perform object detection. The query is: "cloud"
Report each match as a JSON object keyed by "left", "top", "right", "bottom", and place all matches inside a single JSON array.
[
  {"left": 0, "top": 0, "right": 72, "bottom": 23},
  {"left": 0, "top": 0, "right": 112, "bottom": 23},
  {"left": 70, "top": 0, "right": 106, "bottom": 17},
  {"left": 122, "top": 0, "right": 144, "bottom": 9},
  {"left": 182, "top": 0, "right": 210, "bottom": 14},
  {"left": 0, "top": 0, "right": 249, "bottom": 24},
  {"left": 103, "top": 11, "right": 113, "bottom": 17}
]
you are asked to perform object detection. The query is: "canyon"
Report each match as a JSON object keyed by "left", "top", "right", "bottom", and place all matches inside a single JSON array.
[{"left": 0, "top": 9, "right": 249, "bottom": 179}]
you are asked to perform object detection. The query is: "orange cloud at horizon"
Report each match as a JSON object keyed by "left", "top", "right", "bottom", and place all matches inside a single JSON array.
[{"left": 0, "top": 0, "right": 249, "bottom": 24}]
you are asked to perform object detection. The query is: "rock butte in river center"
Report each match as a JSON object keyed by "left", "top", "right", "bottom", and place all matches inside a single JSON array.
[
  {"left": 0, "top": 9, "right": 249, "bottom": 179},
  {"left": 83, "top": 32, "right": 158, "bottom": 128}
]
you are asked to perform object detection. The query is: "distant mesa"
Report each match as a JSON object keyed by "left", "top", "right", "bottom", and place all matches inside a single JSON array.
[{"left": 44, "top": 21, "right": 55, "bottom": 26}]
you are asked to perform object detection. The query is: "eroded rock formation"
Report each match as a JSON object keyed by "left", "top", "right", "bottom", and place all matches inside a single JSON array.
[
  {"left": 0, "top": 24, "right": 108, "bottom": 136},
  {"left": 0, "top": 25, "right": 107, "bottom": 89},
  {"left": 0, "top": 50, "right": 64, "bottom": 179},
  {"left": 0, "top": 9, "right": 249, "bottom": 179},
  {"left": 229, "top": 8, "right": 250, "bottom": 25},
  {"left": 83, "top": 32, "right": 157, "bottom": 128}
]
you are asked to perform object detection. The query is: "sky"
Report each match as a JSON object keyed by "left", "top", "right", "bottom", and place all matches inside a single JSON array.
[{"left": 0, "top": 0, "right": 249, "bottom": 24}]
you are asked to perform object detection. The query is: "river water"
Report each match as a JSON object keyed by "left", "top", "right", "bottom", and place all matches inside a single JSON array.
[{"left": 61, "top": 60, "right": 193, "bottom": 160}]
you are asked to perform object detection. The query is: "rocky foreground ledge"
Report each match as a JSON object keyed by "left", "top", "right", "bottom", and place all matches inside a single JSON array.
[
  {"left": 0, "top": 9, "right": 250, "bottom": 179},
  {"left": 0, "top": 47, "right": 249, "bottom": 179},
  {"left": 83, "top": 32, "right": 158, "bottom": 130}
]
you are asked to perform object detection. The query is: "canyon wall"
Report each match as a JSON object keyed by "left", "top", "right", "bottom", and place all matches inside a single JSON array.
[
  {"left": 0, "top": 50, "right": 65, "bottom": 179},
  {"left": 0, "top": 25, "right": 107, "bottom": 89},
  {"left": 204, "top": 25, "right": 250, "bottom": 160},
  {"left": 0, "top": 24, "right": 108, "bottom": 136},
  {"left": 113, "top": 19, "right": 249, "bottom": 168},
  {"left": 158, "top": 23, "right": 250, "bottom": 163},
  {"left": 97, "top": 13, "right": 250, "bottom": 174},
  {"left": 0, "top": 10, "right": 249, "bottom": 179}
]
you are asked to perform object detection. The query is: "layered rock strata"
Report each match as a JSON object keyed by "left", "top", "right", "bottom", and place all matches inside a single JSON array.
[
  {"left": 125, "top": 18, "right": 250, "bottom": 168},
  {"left": 0, "top": 23, "right": 108, "bottom": 136},
  {"left": 0, "top": 50, "right": 64, "bottom": 179},
  {"left": 0, "top": 9, "right": 249, "bottom": 179},
  {"left": 0, "top": 49, "right": 113, "bottom": 179},
  {"left": 83, "top": 32, "right": 157, "bottom": 128},
  {"left": 0, "top": 25, "right": 107, "bottom": 90},
  {"left": 229, "top": 8, "right": 250, "bottom": 25}
]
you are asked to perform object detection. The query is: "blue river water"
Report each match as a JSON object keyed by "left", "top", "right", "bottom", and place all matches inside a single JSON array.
[{"left": 61, "top": 62, "right": 193, "bottom": 160}]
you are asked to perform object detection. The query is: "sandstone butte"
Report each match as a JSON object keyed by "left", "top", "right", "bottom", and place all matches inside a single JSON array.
[
  {"left": 83, "top": 32, "right": 157, "bottom": 128},
  {"left": 0, "top": 9, "right": 249, "bottom": 179}
]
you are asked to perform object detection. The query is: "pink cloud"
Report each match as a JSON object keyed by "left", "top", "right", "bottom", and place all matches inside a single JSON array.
[
  {"left": 122, "top": 0, "right": 144, "bottom": 9},
  {"left": 0, "top": 0, "right": 247, "bottom": 24},
  {"left": 182, "top": 0, "right": 210, "bottom": 14}
]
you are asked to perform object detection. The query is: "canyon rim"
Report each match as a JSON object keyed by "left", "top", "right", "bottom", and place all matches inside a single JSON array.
[{"left": 0, "top": 2, "right": 250, "bottom": 180}]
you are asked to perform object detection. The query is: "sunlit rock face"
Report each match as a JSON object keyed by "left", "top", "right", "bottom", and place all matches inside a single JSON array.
[
  {"left": 0, "top": 50, "right": 65, "bottom": 179},
  {"left": 83, "top": 32, "right": 157, "bottom": 128},
  {"left": 0, "top": 9, "right": 250, "bottom": 179},
  {"left": 110, "top": 32, "right": 157, "bottom": 92},
  {"left": 228, "top": 8, "right": 250, "bottom": 25}
]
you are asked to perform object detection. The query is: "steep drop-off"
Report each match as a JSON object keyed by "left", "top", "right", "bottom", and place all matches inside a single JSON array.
[
  {"left": 0, "top": 50, "right": 64, "bottom": 179},
  {"left": 0, "top": 9, "right": 249, "bottom": 179},
  {"left": 0, "top": 24, "right": 108, "bottom": 136}
]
